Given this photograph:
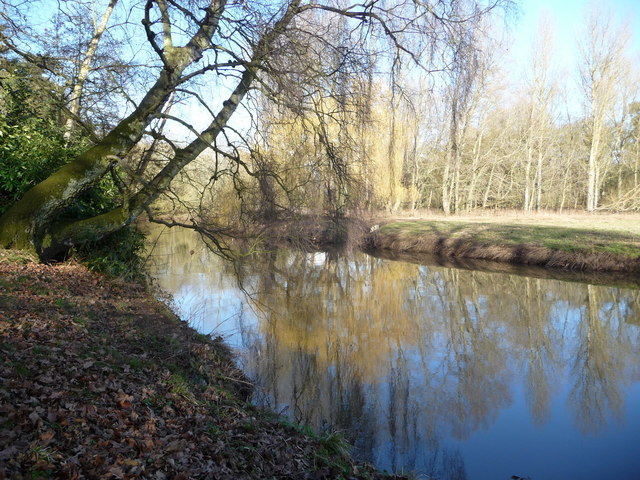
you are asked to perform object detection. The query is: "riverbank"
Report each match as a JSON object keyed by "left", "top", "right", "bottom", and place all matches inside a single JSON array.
[
  {"left": 259, "top": 211, "right": 640, "bottom": 274},
  {"left": 262, "top": 215, "right": 371, "bottom": 252},
  {"left": 367, "top": 212, "right": 640, "bottom": 273},
  {"left": 0, "top": 250, "right": 402, "bottom": 479}
]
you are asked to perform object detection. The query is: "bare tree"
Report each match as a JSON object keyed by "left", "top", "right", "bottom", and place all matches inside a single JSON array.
[
  {"left": 523, "top": 14, "right": 556, "bottom": 212},
  {"left": 441, "top": 9, "right": 487, "bottom": 214},
  {"left": 578, "top": 5, "right": 631, "bottom": 211},
  {"left": 0, "top": 0, "right": 512, "bottom": 258},
  {"left": 63, "top": 0, "right": 119, "bottom": 142}
]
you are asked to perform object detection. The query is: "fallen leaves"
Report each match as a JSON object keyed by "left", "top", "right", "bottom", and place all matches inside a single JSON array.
[{"left": 0, "top": 250, "right": 402, "bottom": 479}]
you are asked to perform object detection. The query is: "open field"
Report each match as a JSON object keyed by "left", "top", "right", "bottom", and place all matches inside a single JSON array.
[
  {"left": 369, "top": 211, "right": 640, "bottom": 272},
  {"left": 381, "top": 209, "right": 640, "bottom": 233}
]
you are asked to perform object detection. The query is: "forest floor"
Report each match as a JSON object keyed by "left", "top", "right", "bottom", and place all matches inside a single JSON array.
[
  {"left": 0, "top": 249, "right": 402, "bottom": 480},
  {"left": 368, "top": 210, "right": 640, "bottom": 273}
]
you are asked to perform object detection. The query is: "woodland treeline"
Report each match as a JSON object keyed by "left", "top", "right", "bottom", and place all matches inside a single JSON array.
[
  {"left": 244, "top": 7, "right": 640, "bottom": 216},
  {"left": 142, "top": 3, "right": 640, "bottom": 224},
  {"left": 0, "top": 0, "right": 637, "bottom": 259}
]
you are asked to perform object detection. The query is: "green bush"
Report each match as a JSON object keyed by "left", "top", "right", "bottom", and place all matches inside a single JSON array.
[
  {"left": 0, "top": 60, "right": 86, "bottom": 213},
  {"left": 73, "top": 226, "right": 147, "bottom": 281},
  {"left": 1, "top": 59, "right": 146, "bottom": 278}
]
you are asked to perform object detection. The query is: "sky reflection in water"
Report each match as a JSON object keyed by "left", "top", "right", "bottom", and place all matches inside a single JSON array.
[{"left": 147, "top": 227, "right": 640, "bottom": 480}]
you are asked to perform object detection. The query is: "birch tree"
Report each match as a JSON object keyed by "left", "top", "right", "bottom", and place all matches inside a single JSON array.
[
  {"left": 523, "top": 15, "right": 556, "bottom": 212},
  {"left": 578, "top": 6, "right": 631, "bottom": 211},
  {"left": 63, "top": 0, "right": 118, "bottom": 142}
]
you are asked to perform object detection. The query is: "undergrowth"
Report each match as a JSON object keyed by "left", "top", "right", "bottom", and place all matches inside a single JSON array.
[{"left": 72, "top": 226, "right": 147, "bottom": 281}]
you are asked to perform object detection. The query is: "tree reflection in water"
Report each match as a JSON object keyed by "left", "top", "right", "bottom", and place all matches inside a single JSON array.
[{"left": 147, "top": 227, "right": 640, "bottom": 479}]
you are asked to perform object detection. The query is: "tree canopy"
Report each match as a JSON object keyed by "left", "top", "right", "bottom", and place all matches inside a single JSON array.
[{"left": 0, "top": 0, "right": 512, "bottom": 259}]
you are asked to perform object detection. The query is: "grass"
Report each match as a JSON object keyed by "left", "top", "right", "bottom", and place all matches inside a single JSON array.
[
  {"left": 207, "top": 424, "right": 222, "bottom": 437},
  {"left": 276, "top": 418, "right": 355, "bottom": 478},
  {"left": 0, "top": 250, "right": 36, "bottom": 265},
  {"left": 378, "top": 217, "right": 640, "bottom": 258},
  {"left": 53, "top": 298, "right": 74, "bottom": 311},
  {"left": 167, "top": 373, "right": 191, "bottom": 396}
]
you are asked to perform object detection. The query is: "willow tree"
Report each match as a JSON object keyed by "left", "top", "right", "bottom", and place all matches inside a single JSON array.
[{"left": 0, "top": 0, "right": 510, "bottom": 260}]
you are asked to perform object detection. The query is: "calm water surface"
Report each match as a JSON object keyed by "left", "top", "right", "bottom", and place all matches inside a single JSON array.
[{"left": 147, "top": 227, "right": 640, "bottom": 480}]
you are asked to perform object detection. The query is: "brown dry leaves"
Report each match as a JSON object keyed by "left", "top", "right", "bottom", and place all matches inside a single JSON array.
[{"left": 0, "top": 251, "right": 398, "bottom": 479}]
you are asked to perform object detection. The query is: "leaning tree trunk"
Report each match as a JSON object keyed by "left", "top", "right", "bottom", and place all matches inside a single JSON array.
[
  {"left": 36, "top": 0, "right": 302, "bottom": 260},
  {"left": 64, "top": 0, "right": 118, "bottom": 143},
  {"left": 40, "top": 69, "right": 253, "bottom": 260},
  {"left": 0, "top": 1, "right": 227, "bottom": 253}
]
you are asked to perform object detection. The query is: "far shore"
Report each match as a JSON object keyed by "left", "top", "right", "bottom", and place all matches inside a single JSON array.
[
  {"left": 147, "top": 210, "right": 640, "bottom": 275},
  {"left": 365, "top": 211, "right": 640, "bottom": 274}
]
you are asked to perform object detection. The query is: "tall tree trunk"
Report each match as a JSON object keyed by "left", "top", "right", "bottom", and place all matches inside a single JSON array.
[
  {"left": 482, "top": 163, "right": 496, "bottom": 208},
  {"left": 523, "top": 101, "right": 536, "bottom": 212},
  {"left": 442, "top": 157, "right": 452, "bottom": 214},
  {"left": 635, "top": 149, "right": 639, "bottom": 189},
  {"left": 466, "top": 132, "right": 483, "bottom": 210},
  {"left": 587, "top": 119, "right": 601, "bottom": 211},
  {"left": 64, "top": 0, "right": 118, "bottom": 143}
]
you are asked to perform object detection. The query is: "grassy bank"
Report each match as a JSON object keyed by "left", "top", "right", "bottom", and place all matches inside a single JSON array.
[
  {"left": 369, "top": 212, "right": 640, "bottom": 273},
  {"left": 0, "top": 250, "right": 401, "bottom": 480}
]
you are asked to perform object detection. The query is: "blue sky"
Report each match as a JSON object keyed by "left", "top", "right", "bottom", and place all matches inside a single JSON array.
[
  {"left": 508, "top": 0, "right": 639, "bottom": 71},
  {"left": 21, "top": 0, "right": 640, "bottom": 135},
  {"left": 498, "top": 0, "right": 639, "bottom": 117}
]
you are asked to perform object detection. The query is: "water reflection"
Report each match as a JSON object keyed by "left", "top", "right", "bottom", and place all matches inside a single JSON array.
[{"left": 147, "top": 227, "right": 640, "bottom": 480}]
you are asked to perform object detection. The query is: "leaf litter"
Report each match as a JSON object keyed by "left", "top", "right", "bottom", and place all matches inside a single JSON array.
[{"left": 0, "top": 250, "right": 403, "bottom": 479}]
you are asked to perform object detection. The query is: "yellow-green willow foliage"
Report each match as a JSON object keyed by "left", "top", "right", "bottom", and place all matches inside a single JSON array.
[
  {"left": 362, "top": 90, "right": 421, "bottom": 211},
  {"left": 147, "top": 149, "right": 249, "bottom": 231},
  {"left": 253, "top": 83, "right": 421, "bottom": 214}
]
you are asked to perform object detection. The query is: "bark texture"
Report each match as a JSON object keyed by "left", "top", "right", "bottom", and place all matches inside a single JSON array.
[
  {"left": 0, "top": 0, "right": 228, "bottom": 253},
  {"left": 32, "top": 0, "right": 302, "bottom": 259}
]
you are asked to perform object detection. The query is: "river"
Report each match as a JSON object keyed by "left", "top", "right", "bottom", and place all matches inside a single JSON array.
[{"left": 146, "top": 226, "right": 640, "bottom": 480}]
